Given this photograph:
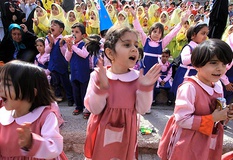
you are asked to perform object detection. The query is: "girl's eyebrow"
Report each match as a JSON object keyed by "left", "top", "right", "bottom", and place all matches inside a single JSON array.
[{"left": 119, "top": 38, "right": 139, "bottom": 44}]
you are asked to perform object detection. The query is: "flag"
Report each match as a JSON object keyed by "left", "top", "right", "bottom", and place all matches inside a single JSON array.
[{"left": 98, "top": 0, "right": 113, "bottom": 31}]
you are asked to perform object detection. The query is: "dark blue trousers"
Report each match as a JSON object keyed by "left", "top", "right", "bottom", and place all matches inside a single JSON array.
[
  {"left": 71, "top": 80, "right": 88, "bottom": 111},
  {"left": 50, "top": 71, "right": 74, "bottom": 102}
]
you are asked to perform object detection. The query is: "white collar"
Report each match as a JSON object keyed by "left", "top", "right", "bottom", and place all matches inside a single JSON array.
[
  {"left": 0, "top": 106, "right": 48, "bottom": 125},
  {"left": 105, "top": 68, "right": 139, "bottom": 82},
  {"left": 187, "top": 76, "right": 223, "bottom": 95}
]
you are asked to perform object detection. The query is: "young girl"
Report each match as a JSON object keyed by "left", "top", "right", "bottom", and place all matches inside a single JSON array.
[
  {"left": 65, "top": 10, "right": 79, "bottom": 35},
  {"left": 33, "top": 5, "right": 50, "bottom": 37},
  {"left": 34, "top": 37, "right": 50, "bottom": 75},
  {"left": 106, "top": 4, "right": 117, "bottom": 24},
  {"left": 0, "top": 60, "right": 67, "bottom": 159},
  {"left": 173, "top": 20, "right": 190, "bottom": 58},
  {"left": 84, "top": 26, "right": 161, "bottom": 159},
  {"left": 86, "top": 10, "right": 100, "bottom": 35},
  {"left": 73, "top": 4, "right": 85, "bottom": 24},
  {"left": 48, "top": 3, "right": 66, "bottom": 26},
  {"left": 222, "top": 25, "right": 233, "bottom": 42},
  {"left": 147, "top": 3, "right": 160, "bottom": 26},
  {"left": 159, "top": 11, "right": 171, "bottom": 36},
  {"left": 136, "top": 5, "right": 146, "bottom": 26},
  {"left": 114, "top": 10, "right": 130, "bottom": 28},
  {"left": 158, "top": 39, "right": 233, "bottom": 160},
  {"left": 131, "top": 8, "right": 189, "bottom": 74},
  {"left": 171, "top": 22, "right": 208, "bottom": 97}
]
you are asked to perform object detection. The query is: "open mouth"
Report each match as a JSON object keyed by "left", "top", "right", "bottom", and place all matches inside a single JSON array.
[
  {"left": 51, "top": 28, "right": 54, "bottom": 32},
  {"left": 129, "top": 56, "right": 136, "bottom": 61},
  {"left": 212, "top": 74, "right": 221, "bottom": 77}
]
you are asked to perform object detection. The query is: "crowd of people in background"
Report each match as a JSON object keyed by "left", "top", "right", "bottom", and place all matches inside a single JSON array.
[{"left": 0, "top": 0, "right": 233, "bottom": 159}]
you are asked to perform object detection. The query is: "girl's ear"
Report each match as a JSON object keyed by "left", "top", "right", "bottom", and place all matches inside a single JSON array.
[{"left": 105, "top": 48, "right": 114, "bottom": 62}]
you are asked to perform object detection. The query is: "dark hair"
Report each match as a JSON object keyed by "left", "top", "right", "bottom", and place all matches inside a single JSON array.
[
  {"left": 85, "top": 34, "right": 101, "bottom": 56},
  {"left": 162, "top": 48, "right": 171, "bottom": 56},
  {"left": 191, "top": 39, "right": 233, "bottom": 68},
  {"left": 104, "top": 26, "right": 138, "bottom": 60},
  {"left": 71, "top": 22, "right": 86, "bottom": 34},
  {"left": 148, "top": 22, "right": 164, "bottom": 38},
  {"left": 35, "top": 37, "right": 45, "bottom": 46},
  {"left": 138, "top": 47, "right": 144, "bottom": 60},
  {"left": 51, "top": 19, "right": 65, "bottom": 29},
  {"left": 170, "top": 2, "right": 176, "bottom": 6},
  {"left": 0, "top": 60, "right": 56, "bottom": 112},
  {"left": 186, "top": 22, "right": 208, "bottom": 42}
]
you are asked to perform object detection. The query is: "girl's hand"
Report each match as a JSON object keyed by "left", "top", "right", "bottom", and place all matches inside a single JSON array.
[
  {"left": 180, "top": 9, "right": 191, "bottom": 25},
  {"left": 32, "top": 17, "right": 39, "bottom": 26},
  {"left": 16, "top": 122, "right": 32, "bottom": 149},
  {"left": 139, "top": 63, "right": 161, "bottom": 86},
  {"left": 47, "top": 33, "right": 54, "bottom": 47},
  {"left": 212, "top": 108, "right": 229, "bottom": 122},
  {"left": 225, "top": 83, "right": 233, "bottom": 92},
  {"left": 96, "top": 58, "right": 109, "bottom": 90},
  {"left": 129, "top": 7, "right": 136, "bottom": 19}
]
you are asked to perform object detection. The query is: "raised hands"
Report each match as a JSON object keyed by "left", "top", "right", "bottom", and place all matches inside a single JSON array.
[
  {"left": 180, "top": 7, "right": 191, "bottom": 25},
  {"left": 139, "top": 63, "right": 161, "bottom": 87},
  {"left": 96, "top": 58, "right": 109, "bottom": 90},
  {"left": 47, "top": 33, "right": 54, "bottom": 48}
]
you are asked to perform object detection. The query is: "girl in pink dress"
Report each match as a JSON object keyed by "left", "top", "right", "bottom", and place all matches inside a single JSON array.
[
  {"left": 84, "top": 26, "right": 162, "bottom": 160},
  {"left": 158, "top": 39, "right": 233, "bottom": 160},
  {"left": 0, "top": 60, "right": 67, "bottom": 159}
]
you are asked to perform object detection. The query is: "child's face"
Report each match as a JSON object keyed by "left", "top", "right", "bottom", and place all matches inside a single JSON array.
[
  {"left": 160, "top": 14, "right": 167, "bottom": 23},
  {"left": 192, "top": 26, "right": 209, "bottom": 44},
  {"left": 118, "top": 14, "right": 125, "bottom": 22},
  {"left": 183, "top": 21, "right": 189, "bottom": 29},
  {"left": 71, "top": 27, "right": 83, "bottom": 43},
  {"left": 50, "top": 22, "right": 63, "bottom": 36},
  {"left": 143, "top": 18, "right": 148, "bottom": 26},
  {"left": 87, "top": 1, "right": 92, "bottom": 8},
  {"left": 36, "top": 41, "right": 45, "bottom": 53},
  {"left": 124, "top": 7, "right": 129, "bottom": 12},
  {"left": 106, "top": 31, "right": 139, "bottom": 73},
  {"left": 154, "top": 10, "right": 159, "bottom": 17},
  {"left": 51, "top": 5, "right": 59, "bottom": 16},
  {"left": 108, "top": 5, "right": 113, "bottom": 12},
  {"left": 112, "top": 3, "right": 117, "bottom": 9},
  {"left": 0, "top": 78, "right": 17, "bottom": 111},
  {"left": 76, "top": 6, "right": 81, "bottom": 12},
  {"left": 68, "top": 12, "right": 76, "bottom": 22},
  {"left": 161, "top": 53, "right": 170, "bottom": 64},
  {"left": 137, "top": 8, "right": 143, "bottom": 15},
  {"left": 0, "top": 76, "right": 32, "bottom": 114},
  {"left": 190, "top": 15, "right": 194, "bottom": 21},
  {"left": 35, "top": 7, "right": 43, "bottom": 17},
  {"left": 150, "top": 28, "right": 162, "bottom": 41},
  {"left": 90, "top": 11, "right": 96, "bottom": 20},
  {"left": 196, "top": 56, "right": 226, "bottom": 87}
]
